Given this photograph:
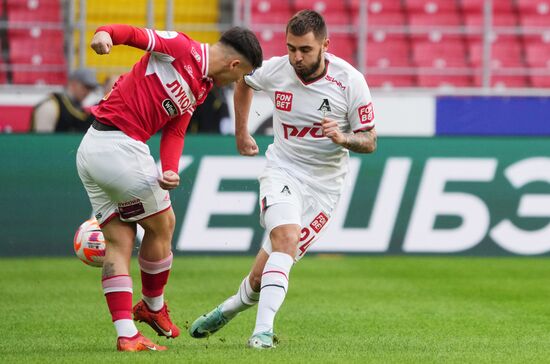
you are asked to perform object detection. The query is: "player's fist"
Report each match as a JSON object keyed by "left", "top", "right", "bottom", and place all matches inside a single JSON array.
[
  {"left": 321, "top": 117, "right": 346, "bottom": 145},
  {"left": 236, "top": 133, "right": 259, "bottom": 156},
  {"left": 158, "top": 170, "right": 180, "bottom": 190},
  {"left": 91, "top": 31, "right": 113, "bottom": 55}
]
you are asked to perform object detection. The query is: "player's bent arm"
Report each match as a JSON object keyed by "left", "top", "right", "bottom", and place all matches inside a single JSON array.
[
  {"left": 93, "top": 24, "right": 155, "bottom": 53},
  {"left": 233, "top": 79, "right": 259, "bottom": 156},
  {"left": 342, "top": 128, "right": 377, "bottom": 154},
  {"left": 233, "top": 78, "right": 254, "bottom": 136}
]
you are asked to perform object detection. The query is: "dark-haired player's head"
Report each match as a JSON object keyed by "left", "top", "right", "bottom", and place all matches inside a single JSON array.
[
  {"left": 286, "top": 10, "right": 329, "bottom": 81},
  {"left": 210, "top": 27, "right": 263, "bottom": 86}
]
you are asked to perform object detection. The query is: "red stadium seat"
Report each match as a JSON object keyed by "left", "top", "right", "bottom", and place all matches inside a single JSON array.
[
  {"left": 367, "top": 39, "right": 411, "bottom": 68},
  {"left": 408, "top": 12, "right": 463, "bottom": 27},
  {"left": 7, "top": 0, "right": 62, "bottom": 23},
  {"left": 8, "top": 27, "right": 64, "bottom": 49},
  {"left": 525, "top": 42, "right": 550, "bottom": 67},
  {"left": 255, "top": 30, "right": 286, "bottom": 59},
  {"left": 472, "top": 74, "right": 529, "bottom": 88},
  {"left": 412, "top": 40, "right": 468, "bottom": 68},
  {"left": 516, "top": 0, "right": 550, "bottom": 14},
  {"left": 355, "top": 12, "right": 407, "bottom": 28},
  {"left": 460, "top": 0, "right": 515, "bottom": 14},
  {"left": 11, "top": 70, "right": 67, "bottom": 85},
  {"left": 328, "top": 34, "right": 356, "bottom": 65},
  {"left": 519, "top": 13, "right": 550, "bottom": 27},
  {"left": 464, "top": 13, "right": 518, "bottom": 28},
  {"left": 524, "top": 42, "right": 550, "bottom": 87},
  {"left": 417, "top": 74, "right": 473, "bottom": 87},
  {"left": 321, "top": 11, "right": 351, "bottom": 26},
  {"left": 404, "top": 0, "right": 458, "bottom": 14},
  {"left": 251, "top": 0, "right": 292, "bottom": 14},
  {"left": 366, "top": 74, "right": 416, "bottom": 88},
  {"left": 293, "top": 0, "right": 348, "bottom": 13},
  {"left": 468, "top": 39, "right": 523, "bottom": 68},
  {"left": 0, "top": 59, "right": 6, "bottom": 84},
  {"left": 350, "top": 0, "right": 402, "bottom": 13},
  {"left": 251, "top": 12, "right": 294, "bottom": 26}
]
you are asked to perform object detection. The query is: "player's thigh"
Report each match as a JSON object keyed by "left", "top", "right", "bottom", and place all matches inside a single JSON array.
[
  {"left": 82, "top": 131, "right": 171, "bottom": 224},
  {"left": 294, "top": 194, "right": 335, "bottom": 261}
]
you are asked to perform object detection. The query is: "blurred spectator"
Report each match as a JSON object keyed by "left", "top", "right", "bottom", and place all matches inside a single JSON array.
[
  {"left": 31, "top": 68, "right": 98, "bottom": 132},
  {"left": 189, "top": 85, "right": 231, "bottom": 134}
]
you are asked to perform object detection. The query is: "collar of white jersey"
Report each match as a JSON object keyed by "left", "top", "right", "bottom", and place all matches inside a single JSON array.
[{"left": 200, "top": 43, "right": 210, "bottom": 79}]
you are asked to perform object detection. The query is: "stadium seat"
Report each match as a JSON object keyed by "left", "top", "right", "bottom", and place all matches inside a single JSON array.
[
  {"left": 516, "top": 0, "right": 550, "bottom": 15},
  {"left": 252, "top": 0, "right": 292, "bottom": 14},
  {"left": 472, "top": 74, "right": 529, "bottom": 88},
  {"left": 367, "top": 38, "right": 411, "bottom": 68},
  {"left": 366, "top": 74, "right": 416, "bottom": 88},
  {"left": 417, "top": 74, "right": 473, "bottom": 87},
  {"left": 519, "top": 13, "right": 550, "bottom": 27},
  {"left": 525, "top": 42, "right": 550, "bottom": 87},
  {"left": 404, "top": 0, "right": 458, "bottom": 14},
  {"left": 255, "top": 30, "right": 287, "bottom": 59},
  {"left": 460, "top": 0, "right": 515, "bottom": 14},
  {"left": 350, "top": 0, "right": 402, "bottom": 13},
  {"left": 408, "top": 12, "right": 463, "bottom": 27},
  {"left": 468, "top": 39, "right": 524, "bottom": 68},
  {"left": 293, "top": 0, "right": 348, "bottom": 13},
  {"left": 412, "top": 40, "right": 472, "bottom": 87},
  {"left": 6, "top": 0, "right": 62, "bottom": 23},
  {"left": 11, "top": 70, "right": 67, "bottom": 85},
  {"left": 328, "top": 34, "right": 356, "bottom": 65},
  {"left": 412, "top": 40, "right": 468, "bottom": 68},
  {"left": 464, "top": 13, "right": 519, "bottom": 43},
  {"left": 0, "top": 59, "right": 6, "bottom": 84},
  {"left": 355, "top": 12, "right": 407, "bottom": 28}
]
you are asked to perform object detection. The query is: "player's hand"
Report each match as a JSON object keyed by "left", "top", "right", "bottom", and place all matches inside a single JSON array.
[
  {"left": 91, "top": 31, "right": 113, "bottom": 55},
  {"left": 321, "top": 117, "right": 346, "bottom": 145},
  {"left": 158, "top": 170, "right": 180, "bottom": 190},
  {"left": 236, "top": 133, "right": 259, "bottom": 156}
]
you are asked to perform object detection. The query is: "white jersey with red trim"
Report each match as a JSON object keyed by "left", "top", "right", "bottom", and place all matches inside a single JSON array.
[{"left": 245, "top": 53, "right": 375, "bottom": 194}]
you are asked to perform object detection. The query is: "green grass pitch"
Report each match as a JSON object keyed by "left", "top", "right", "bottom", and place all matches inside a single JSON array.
[{"left": 2, "top": 256, "right": 550, "bottom": 363}]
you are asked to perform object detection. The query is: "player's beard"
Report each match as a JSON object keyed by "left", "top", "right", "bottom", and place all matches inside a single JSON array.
[{"left": 292, "top": 49, "right": 323, "bottom": 81}]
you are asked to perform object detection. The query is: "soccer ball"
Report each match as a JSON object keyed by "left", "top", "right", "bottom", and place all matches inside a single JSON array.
[{"left": 73, "top": 218, "right": 106, "bottom": 267}]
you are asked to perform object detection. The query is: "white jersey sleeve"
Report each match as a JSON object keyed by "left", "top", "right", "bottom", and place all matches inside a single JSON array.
[
  {"left": 347, "top": 72, "right": 375, "bottom": 133},
  {"left": 243, "top": 57, "right": 282, "bottom": 91}
]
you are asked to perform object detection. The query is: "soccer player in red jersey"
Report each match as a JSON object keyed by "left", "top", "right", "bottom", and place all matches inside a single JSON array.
[{"left": 76, "top": 24, "right": 262, "bottom": 352}]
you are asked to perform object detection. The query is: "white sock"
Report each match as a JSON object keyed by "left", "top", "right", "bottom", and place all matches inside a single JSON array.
[
  {"left": 143, "top": 295, "right": 164, "bottom": 312},
  {"left": 253, "top": 252, "right": 294, "bottom": 335},
  {"left": 114, "top": 319, "right": 139, "bottom": 338},
  {"left": 220, "top": 275, "right": 260, "bottom": 319}
]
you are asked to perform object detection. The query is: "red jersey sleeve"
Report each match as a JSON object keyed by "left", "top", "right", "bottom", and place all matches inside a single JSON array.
[
  {"left": 95, "top": 24, "right": 189, "bottom": 58},
  {"left": 159, "top": 113, "right": 192, "bottom": 173}
]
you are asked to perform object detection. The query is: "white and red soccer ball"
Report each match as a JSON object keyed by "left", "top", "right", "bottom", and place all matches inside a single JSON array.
[{"left": 73, "top": 218, "right": 106, "bottom": 267}]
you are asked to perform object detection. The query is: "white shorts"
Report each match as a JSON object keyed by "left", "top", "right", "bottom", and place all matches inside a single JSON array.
[
  {"left": 259, "top": 166, "right": 340, "bottom": 261},
  {"left": 76, "top": 127, "right": 171, "bottom": 227}
]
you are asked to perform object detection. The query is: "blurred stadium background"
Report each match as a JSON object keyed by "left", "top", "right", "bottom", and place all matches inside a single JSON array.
[
  {"left": 0, "top": 0, "right": 549, "bottom": 256},
  {"left": 1, "top": 1, "right": 550, "bottom": 361}
]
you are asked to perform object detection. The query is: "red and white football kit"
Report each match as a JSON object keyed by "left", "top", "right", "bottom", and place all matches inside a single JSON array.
[
  {"left": 244, "top": 53, "right": 375, "bottom": 260},
  {"left": 77, "top": 25, "right": 213, "bottom": 226}
]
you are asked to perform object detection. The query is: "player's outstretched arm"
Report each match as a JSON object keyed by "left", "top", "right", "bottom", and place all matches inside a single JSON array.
[
  {"left": 321, "top": 117, "right": 377, "bottom": 154},
  {"left": 234, "top": 79, "right": 259, "bottom": 156},
  {"left": 91, "top": 31, "right": 113, "bottom": 55}
]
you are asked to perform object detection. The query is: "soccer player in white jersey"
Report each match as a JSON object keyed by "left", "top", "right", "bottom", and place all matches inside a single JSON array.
[
  {"left": 77, "top": 25, "right": 262, "bottom": 352},
  {"left": 189, "top": 10, "right": 377, "bottom": 349}
]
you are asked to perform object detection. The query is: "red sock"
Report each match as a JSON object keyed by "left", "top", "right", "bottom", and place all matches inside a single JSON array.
[
  {"left": 139, "top": 252, "right": 173, "bottom": 309},
  {"left": 102, "top": 275, "right": 133, "bottom": 321}
]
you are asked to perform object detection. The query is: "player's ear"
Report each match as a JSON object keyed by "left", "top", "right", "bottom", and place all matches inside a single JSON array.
[
  {"left": 323, "top": 38, "right": 329, "bottom": 52},
  {"left": 229, "top": 59, "right": 241, "bottom": 70}
]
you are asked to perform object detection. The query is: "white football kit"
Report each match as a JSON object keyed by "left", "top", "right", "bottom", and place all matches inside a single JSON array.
[{"left": 244, "top": 53, "right": 375, "bottom": 260}]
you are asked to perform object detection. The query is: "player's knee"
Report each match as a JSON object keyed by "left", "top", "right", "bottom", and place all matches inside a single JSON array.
[{"left": 270, "top": 227, "right": 300, "bottom": 255}]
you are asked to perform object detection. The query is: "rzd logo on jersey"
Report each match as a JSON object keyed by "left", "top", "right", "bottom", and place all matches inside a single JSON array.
[
  {"left": 275, "top": 91, "right": 293, "bottom": 111},
  {"left": 358, "top": 103, "right": 374, "bottom": 124}
]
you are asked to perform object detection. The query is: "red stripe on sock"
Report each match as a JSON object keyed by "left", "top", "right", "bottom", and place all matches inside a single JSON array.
[
  {"left": 262, "top": 270, "right": 288, "bottom": 281},
  {"left": 105, "top": 291, "right": 133, "bottom": 321},
  {"left": 141, "top": 269, "right": 170, "bottom": 297}
]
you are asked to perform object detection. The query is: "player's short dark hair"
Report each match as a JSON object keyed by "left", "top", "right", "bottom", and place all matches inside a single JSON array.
[
  {"left": 286, "top": 9, "right": 327, "bottom": 40},
  {"left": 220, "top": 27, "right": 263, "bottom": 69}
]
